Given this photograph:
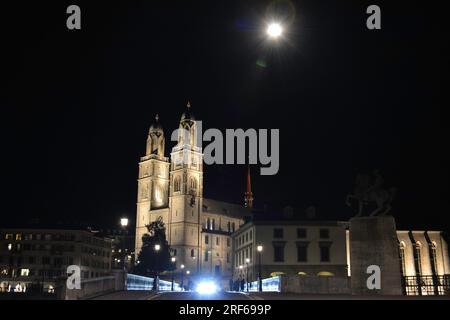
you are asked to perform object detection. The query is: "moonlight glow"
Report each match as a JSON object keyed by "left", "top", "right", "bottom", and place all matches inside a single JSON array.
[{"left": 267, "top": 23, "right": 282, "bottom": 38}]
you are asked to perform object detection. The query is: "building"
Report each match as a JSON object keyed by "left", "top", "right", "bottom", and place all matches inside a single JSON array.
[
  {"left": 232, "top": 219, "right": 349, "bottom": 282},
  {"left": 232, "top": 218, "right": 450, "bottom": 295},
  {"left": 0, "top": 228, "right": 113, "bottom": 293},
  {"left": 135, "top": 104, "right": 250, "bottom": 280}
]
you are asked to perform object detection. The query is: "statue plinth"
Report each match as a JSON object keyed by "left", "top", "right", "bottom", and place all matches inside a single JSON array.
[{"left": 349, "top": 215, "right": 403, "bottom": 295}]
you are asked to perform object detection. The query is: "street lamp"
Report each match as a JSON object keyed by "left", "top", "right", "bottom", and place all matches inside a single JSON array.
[
  {"left": 119, "top": 218, "right": 129, "bottom": 271},
  {"left": 186, "top": 270, "right": 191, "bottom": 291},
  {"left": 153, "top": 244, "right": 161, "bottom": 291},
  {"left": 257, "top": 245, "right": 263, "bottom": 292},
  {"left": 180, "top": 264, "right": 185, "bottom": 291},
  {"left": 245, "top": 258, "right": 250, "bottom": 292},
  {"left": 171, "top": 257, "right": 176, "bottom": 291},
  {"left": 120, "top": 218, "right": 129, "bottom": 227}
]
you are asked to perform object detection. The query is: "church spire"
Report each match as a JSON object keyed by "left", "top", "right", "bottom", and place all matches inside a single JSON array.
[{"left": 244, "top": 165, "right": 254, "bottom": 208}]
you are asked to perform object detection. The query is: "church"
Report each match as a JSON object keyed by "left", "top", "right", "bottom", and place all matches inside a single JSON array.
[{"left": 134, "top": 103, "right": 251, "bottom": 280}]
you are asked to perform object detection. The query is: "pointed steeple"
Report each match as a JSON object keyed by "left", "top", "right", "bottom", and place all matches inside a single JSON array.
[{"left": 244, "top": 165, "right": 254, "bottom": 208}]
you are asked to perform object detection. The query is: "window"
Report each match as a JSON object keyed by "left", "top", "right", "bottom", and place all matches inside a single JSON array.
[
  {"left": 250, "top": 230, "right": 253, "bottom": 240},
  {"left": 216, "top": 237, "right": 219, "bottom": 246},
  {"left": 227, "top": 238, "right": 230, "bottom": 247},
  {"left": 227, "top": 222, "right": 231, "bottom": 232},
  {"left": 430, "top": 242, "right": 438, "bottom": 275},
  {"left": 245, "top": 233, "right": 248, "bottom": 242},
  {"left": 319, "top": 229, "right": 330, "bottom": 239},
  {"left": 227, "top": 252, "right": 230, "bottom": 263},
  {"left": 399, "top": 242, "right": 406, "bottom": 276},
  {"left": 7, "top": 243, "right": 12, "bottom": 251},
  {"left": 205, "top": 235, "right": 209, "bottom": 245},
  {"left": 232, "top": 222, "right": 235, "bottom": 232},
  {"left": 191, "top": 249, "right": 195, "bottom": 257},
  {"left": 174, "top": 176, "right": 181, "bottom": 192},
  {"left": 297, "top": 228, "right": 307, "bottom": 238},
  {"left": 415, "top": 242, "right": 422, "bottom": 275},
  {"left": 15, "top": 234, "right": 22, "bottom": 241},
  {"left": 20, "top": 269, "right": 30, "bottom": 277},
  {"left": 5, "top": 234, "right": 13, "bottom": 240},
  {"left": 296, "top": 242, "right": 308, "bottom": 262},
  {"left": 173, "top": 249, "right": 177, "bottom": 256},
  {"left": 42, "top": 257, "right": 51, "bottom": 265},
  {"left": 204, "top": 250, "right": 209, "bottom": 262},
  {"left": 207, "top": 218, "right": 210, "bottom": 229},
  {"left": 273, "top": 228, "right": 283, "bottom": 239},
  {"left": 320, "top": 245, "right": 330, "bottom": 262},
  {"left": 273, "top": 242, "right": 285, "bottom": 262},
  {"left": 212, "top": 219, "right": 215, "bottom": 230},
  {"left": 190, "top": 178, "right": 197, "bottom": 194}
]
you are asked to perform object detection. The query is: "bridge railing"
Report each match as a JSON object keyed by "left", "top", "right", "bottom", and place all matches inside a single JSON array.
[
  {"left": 248, "top": 276, "right": 281, "bottom": 292},
  {"left": 126, "top": 274, "right": 182, "bottom": 291}
]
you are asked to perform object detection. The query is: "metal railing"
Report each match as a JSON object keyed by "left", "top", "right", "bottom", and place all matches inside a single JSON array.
[
  {"left": 403, "top": 275, "right": 450, "bottom": 296},
  {"left": 248, "top": 276, "right": 281, "bottom": 292},
  {"left": 126, "top": 274, "right": 182, "bottom": 291}
]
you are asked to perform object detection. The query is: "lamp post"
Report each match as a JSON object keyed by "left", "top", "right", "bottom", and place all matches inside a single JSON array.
[
  {"left": 257, "top": 245, "right": 263, "bottom": 292},
  {"left": 239, "top": 265, "right": 243, "bottom": 291},
  {"left": 245, "top": 258, "right": 250, "bottom": 292},
  {"left": 186, "top": 270, "right": 190, "bottom": 291},
  {"left": 171, "top": 257, "right": 176, "bottom": 291},
  {"left": 153, "top": 244, "right": 161, "bottom": 291},
  {"left": 180, "top": 264, "right": 185, "bottom": 291},
  {"left": 120, "top": 218, "right": 129, "bottom": 271}
]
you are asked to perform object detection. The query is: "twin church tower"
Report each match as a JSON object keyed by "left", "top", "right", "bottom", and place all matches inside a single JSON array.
[{"left": 135, "top": 103, "right": 251, "bottom": 278}]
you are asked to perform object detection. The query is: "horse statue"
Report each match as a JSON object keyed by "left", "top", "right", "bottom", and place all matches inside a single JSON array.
[{"left": 346, "top": 170, "right": 396, "bottom": 217}]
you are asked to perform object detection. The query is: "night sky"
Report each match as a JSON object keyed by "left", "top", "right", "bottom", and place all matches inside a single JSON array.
[{"left": 1, "top": 1, "right": 449, "bottom": 233}]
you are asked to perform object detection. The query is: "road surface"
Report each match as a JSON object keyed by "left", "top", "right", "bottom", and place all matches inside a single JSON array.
[{"left": 92, "top": 291, "right": 251, "bottom": 300}]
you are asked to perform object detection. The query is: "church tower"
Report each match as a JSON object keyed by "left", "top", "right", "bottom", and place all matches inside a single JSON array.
[
  {"left": 135, "top": 115, "right": 170, "bottom": 255},
  {"left": 168, "top": 102, "right": 203, "bottom": 273}
]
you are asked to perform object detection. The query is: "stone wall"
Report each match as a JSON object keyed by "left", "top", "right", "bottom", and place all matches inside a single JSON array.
[
  {"left": 279, "top": 275, "right": 351, "bottom": 294},
  {"left": 57, "top": 271, "right": 126, "bottom": 300}
]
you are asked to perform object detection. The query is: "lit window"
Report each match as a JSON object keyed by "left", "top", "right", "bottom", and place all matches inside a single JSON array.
[
  {"left": 16, "top": 234, "right": 22, "bottom": 241},
  {"left": 7, "top": 243, "right": 12, "bottom": 251},
  {"left": 20, "top": 269, "right": 30, "bottom": 276},
  {"left": 5, "top": 234, "right": 13, "bottom": 240}
]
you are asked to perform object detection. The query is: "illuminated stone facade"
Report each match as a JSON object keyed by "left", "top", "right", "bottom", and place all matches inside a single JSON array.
[{"left": 135, "top": 107, "right": 249, "bottom": 279}]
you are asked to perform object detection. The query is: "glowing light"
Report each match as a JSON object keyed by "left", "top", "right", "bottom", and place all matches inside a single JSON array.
[
  {"left": 154, "top": 244, "right": 161, "bottom": 251},
  {"left": 245, "top": 258, "right": 250, "bottom": 264},
  {"left": 257, "top": 245, "right": 263, "bottom": 252},
  {"left": 171, "top": 257, "right": 176, "bottom": 263},
  {"left": 195, "top": 281, "right": 217, "bottom": 295},
  {"left": 181, "top": 264, "right": 185, "bottom": 269},
  {"left": 267, "top": 23, "right": 282, "bottom": 38},
  {"left": 120, "top": 218, "right": 129, "bottom": 227}
]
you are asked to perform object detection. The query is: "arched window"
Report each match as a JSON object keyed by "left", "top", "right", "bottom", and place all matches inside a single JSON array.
[
  {"left": 415, "top": 241, "right": 423, "bottom": 275},
  {"left": 174, "top": 176, "right": 181, "bottom": 192},
  {"left": 191, "top": 249, "right": 195, "bottom": 257},
  {"left": 190, "top": 177, "right": 197, "bottom": 194},
  {"left": 430, "top": 241, "right": 438, "bottom": 275},
  {"left": 399, "top": 241, "right": 407, "bottom": 276},
  {"left": 270, "top": 272, "right": 285, "bottom": 277},
  {"left": 317, "top": 271, "right": 334, "bottom": 277}
]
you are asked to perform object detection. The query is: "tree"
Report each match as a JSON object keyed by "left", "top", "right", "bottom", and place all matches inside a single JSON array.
[{"left": 134, "top": 217, "right": 175, "bottom": 290}]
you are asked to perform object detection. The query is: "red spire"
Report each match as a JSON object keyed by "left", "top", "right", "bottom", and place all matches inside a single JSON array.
[{"left": 244, "top": 165, "right": 254, "bottom": 208}]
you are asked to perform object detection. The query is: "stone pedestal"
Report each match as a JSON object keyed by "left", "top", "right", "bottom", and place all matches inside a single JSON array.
[{"left": 349, "top": 215, "right": 403, "bottom": 295}]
